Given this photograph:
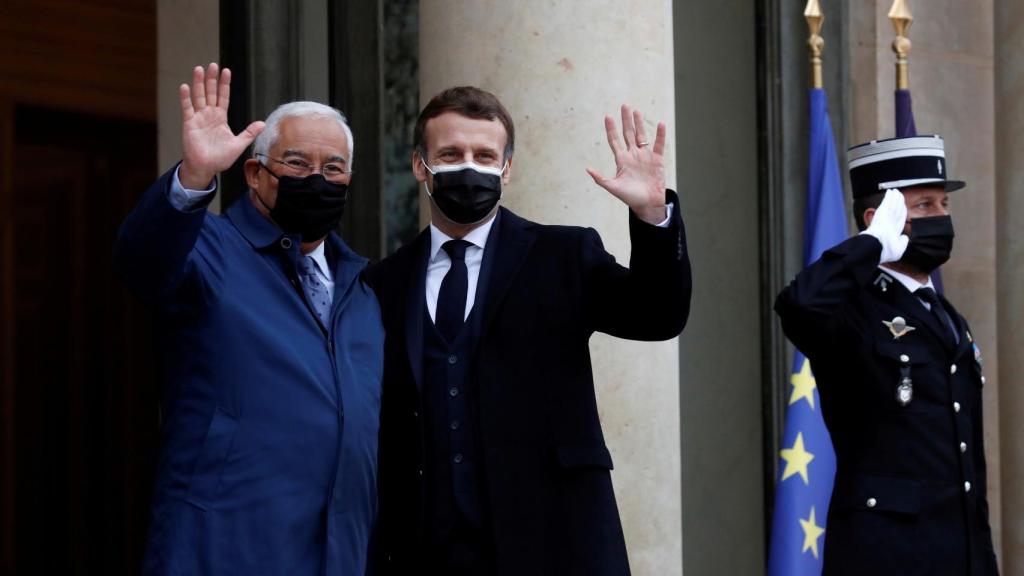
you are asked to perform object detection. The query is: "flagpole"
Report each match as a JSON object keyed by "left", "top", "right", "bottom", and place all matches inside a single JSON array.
[
  {"left": 805, "top": 0, "right": 824, "bottom": 89},
  {"left": 889, "top": 0, "right": 914, "bottom": 90}
]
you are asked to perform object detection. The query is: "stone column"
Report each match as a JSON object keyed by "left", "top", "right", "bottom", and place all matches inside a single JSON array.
[
  {"left": 848, "top": 0, "right": 1002, "bottom": 566},
  {"left": 157, "top": 0, "right": 219, "bottom": 204},
  {"left": 995, "top": 1, "right": 1024, "bottom": 572},
  {"left": 419, "top": 2, "right": 681, "bottom": 573}
]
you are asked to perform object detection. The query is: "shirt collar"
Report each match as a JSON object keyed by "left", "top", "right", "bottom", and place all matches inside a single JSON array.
[
  {"left": 305, "top": 242, "right": 331, "bottom": 279},
  {"left": 880, "top": 265, "right": 935, "bottom": 295},
  {"left": 429, "top": 213, "right": 497, "bottom": 263}
]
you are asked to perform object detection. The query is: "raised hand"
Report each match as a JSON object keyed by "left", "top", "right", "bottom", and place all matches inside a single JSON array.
[
  {"left": 586, "top": 105, "right": 668, "bottom": 225},
  {"left": 861, "top": 188, "right": 910, "bottom": 264},
  {"left": 178, "top": 63, "right": 265, "bottom": 190}
]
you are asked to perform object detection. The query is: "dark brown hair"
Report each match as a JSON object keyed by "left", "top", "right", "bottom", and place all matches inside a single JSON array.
[
  {"left": 853, "top": 191, "right": 885, "bottom": 231},
  {"left": 413, "top": 86, "right": 515, "bottom": 161}
]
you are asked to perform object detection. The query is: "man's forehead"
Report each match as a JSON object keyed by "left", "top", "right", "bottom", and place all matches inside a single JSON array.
[
  {"left": 903, "top": 186, "right": 947, "bottom": 200},
  {"left": 274, "top": 115, "right": 349, "bottom": 155},
  {"left": 424, "top": 112, "right": 507, "bottom": 150}
]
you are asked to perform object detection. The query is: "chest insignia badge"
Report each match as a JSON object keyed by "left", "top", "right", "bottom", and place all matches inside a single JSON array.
[
  {"left": 883, "top": 316, "right": 916, "bottom": 340},
  {"left": 896, "top": 376, "right": 914, "bottom": 406}
]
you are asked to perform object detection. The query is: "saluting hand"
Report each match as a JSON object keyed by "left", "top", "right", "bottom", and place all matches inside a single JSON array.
[
  {"left": 860, "top": 188, "right": 910, "bottom": 264},
  {"left": 586, "top": 105, "right": 668, "bottom": 225},
  {"left": 178, "top": 63, "right": 265, "bottom": 190}
]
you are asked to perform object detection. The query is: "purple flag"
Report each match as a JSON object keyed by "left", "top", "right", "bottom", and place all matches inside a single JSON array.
[
  {"left": 896, "top": 88, "right": 945, "bottom": 292},
  {"left": 895, "top": 89, "right": 917, "bottom": 138}
]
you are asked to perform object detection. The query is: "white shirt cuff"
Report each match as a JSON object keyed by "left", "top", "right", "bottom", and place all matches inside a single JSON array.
[{"left": 654, "top": 202, "right": 674, "bottom": 228}]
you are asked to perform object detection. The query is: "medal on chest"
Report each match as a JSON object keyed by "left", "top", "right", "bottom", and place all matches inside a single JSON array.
[
  {"left": 883, "top": 316, "right": 916, "bottom": 340},
  {"left": 896, "top": 366, "right": 913, "bottom": 407}
]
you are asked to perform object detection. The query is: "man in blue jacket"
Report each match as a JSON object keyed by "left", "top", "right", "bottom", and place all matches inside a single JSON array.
[{"left": 115, "top": 63, "right": 384, "bottom": 575}]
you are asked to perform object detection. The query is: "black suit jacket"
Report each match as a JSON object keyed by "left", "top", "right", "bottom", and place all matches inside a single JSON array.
[
  {"left": 775, "top": 234, "right": 999, "bottom": 576},
  {"left": 364, "top": 193, "right": 690, "bottom": 575}
]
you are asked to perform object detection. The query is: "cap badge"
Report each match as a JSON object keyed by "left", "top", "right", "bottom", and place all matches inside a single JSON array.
[{"left": 883, "top": 316, "right": 916, "bottom": 340}]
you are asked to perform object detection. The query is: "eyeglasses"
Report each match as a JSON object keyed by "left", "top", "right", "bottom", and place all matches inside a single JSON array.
[{"left": 256, "top": 153, "right": 352, "bottom": 182}]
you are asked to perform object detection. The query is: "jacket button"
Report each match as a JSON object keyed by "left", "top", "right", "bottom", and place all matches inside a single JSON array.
[
  {"left": 899, "top": 354, "right": 910, "bottom": 363},
  {"left": 449, "top": 387, "right": 459, "bottom": 397},
  {"left": 280, "top": 237, "right": 293, "bottom": 249},
  {"left": 417, "top": 469, "right": 423, "bottom": 476},
  {"left": 450, "top": 420, "right": 460, "bottom": 431},
  {"left": 866, "top": 498, "right": 877, "bottom": 508},
  {"left": 448, "top": 354, "right": 458, "bottom": 365},
  {"left": 950, "top": 364, "right": 957, "bottom": 374},
  {"left": 453, "top": 453, "right": 464, "bottom": 464},
  {"left": 413, "top": 411, "right": 418, "bottom": 418},
  {"left": 965, "top": 481, "right": 972, "bottom": 492},
  {"left": 981, "top": 375, "right": 987, "bottom": 385},
  {"left": 953, "top": 401, "right": 961, "bottom": 413},
  {"left": 960, "top": 442, "right": 967, "bottom": 453}
]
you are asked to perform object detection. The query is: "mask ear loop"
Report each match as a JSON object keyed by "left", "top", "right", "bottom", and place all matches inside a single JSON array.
[
  {"left": 252, "top": 161, "right": 279, "bottom": 213},
  {"left": 420, "top": 157, "right": 436, "bottom": 196}
]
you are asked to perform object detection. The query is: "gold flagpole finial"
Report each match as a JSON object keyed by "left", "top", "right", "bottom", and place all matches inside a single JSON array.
[
  {"left": 805, "top": 0, "right": 824, "bottom": 89},
  {"left": 889, "top": 0, "right": 913, "bottom": 90}
]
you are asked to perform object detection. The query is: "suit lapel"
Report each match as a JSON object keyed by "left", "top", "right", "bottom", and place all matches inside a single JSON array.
[
  {"left": 404, "top": 230, "right": 430, "bottom": 391},
  {"left": 479, "top": 208, "right": 536, "bottom": 340},
  {"left": 942, "top": 293, "right": 973, "bottom": 361}
]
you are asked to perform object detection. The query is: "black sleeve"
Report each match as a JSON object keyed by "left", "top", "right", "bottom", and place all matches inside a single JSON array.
[
  {"left": 583, "top": 189, "right": 691, "bottom": 341},
  {"left": 774, "top": 234, "right": 883, "bottom": 360}
]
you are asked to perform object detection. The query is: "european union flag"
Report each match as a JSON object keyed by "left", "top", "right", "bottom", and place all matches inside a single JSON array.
[{"left": 767, "top": 88, "right": 843, "bottom": 576}]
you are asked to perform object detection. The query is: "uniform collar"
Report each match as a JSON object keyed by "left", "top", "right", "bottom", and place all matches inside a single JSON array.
[{"left": 879, "top": 265, "right": 935, "bottom": 295}]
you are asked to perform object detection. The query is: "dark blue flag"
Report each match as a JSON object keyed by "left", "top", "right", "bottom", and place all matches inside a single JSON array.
[
  {"left": 896, "top": 87, "right": 944, "bottom": 292},
  {"left": 895, "top": 89, "right": 917, "bottom": 139},
  {"left": 768, "top": 88, "right": 842, "bottom": 576}
]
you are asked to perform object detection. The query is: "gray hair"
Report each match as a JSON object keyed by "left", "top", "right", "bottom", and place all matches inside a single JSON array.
[{"left": 252, "top": 101, "right": 355, "bottom": 167}]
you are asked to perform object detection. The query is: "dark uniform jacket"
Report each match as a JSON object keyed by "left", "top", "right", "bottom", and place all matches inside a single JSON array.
[
  {"left": 775, "top": 234, "right": 999, "bottom": 576},
  {"left": 364, "top": 193, "right": 691, "bottom": 576}
]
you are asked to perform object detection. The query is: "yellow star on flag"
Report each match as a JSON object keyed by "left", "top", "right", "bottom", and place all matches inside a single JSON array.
[
  {"left": 789, "top": 357, "right": 817, "bottom": 409},
  {"left": 780, "top": 431, "right": 815, "bottom": 485},
  {"left": 799, "top": 506, "right": 826, "bottom": 559}
]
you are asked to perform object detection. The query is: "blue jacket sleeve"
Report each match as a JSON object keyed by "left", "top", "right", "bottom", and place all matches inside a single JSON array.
[{"left": 113, "top": 164, "right": 218, "bottom": 305}]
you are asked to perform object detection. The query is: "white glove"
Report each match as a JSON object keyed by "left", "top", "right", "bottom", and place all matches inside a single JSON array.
[{"left": 859, "top": 188, "right": 909, "bottom": 264}]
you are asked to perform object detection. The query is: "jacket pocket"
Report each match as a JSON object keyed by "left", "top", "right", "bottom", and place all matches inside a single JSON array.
[
  {"left": 832, "top": 473, "right": 921, "bottom": 515},
  {"left": 555, "top": 441, "right": 614, "bottom": 470},
  {"left": 874, "top": 340, "right": 929, "bottom": 365},
  {"left": 186, "top": 407, "right": 239, "bottom": 510}
]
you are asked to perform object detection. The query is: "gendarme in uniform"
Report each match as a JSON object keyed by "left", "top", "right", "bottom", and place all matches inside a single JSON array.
[{"left": 775, "top": 135, "right": 999, "bottom": 575}]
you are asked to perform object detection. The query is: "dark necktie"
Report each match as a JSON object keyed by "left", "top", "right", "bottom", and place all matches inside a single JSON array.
[
  {"left": 435, "top": 239, "right": 471, "bottom": 342},
  {"left": 298, "top": 255, "right": 331, "bottom": 327},
  {"left": 915, "top": 287, "right": 960, "bottom": 347}
]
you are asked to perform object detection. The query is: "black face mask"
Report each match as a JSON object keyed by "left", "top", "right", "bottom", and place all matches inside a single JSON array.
[
  {"left": 257, "top": 168, "right": 348, "bottom": 242},
  {"left": 425, "top": 161, "right": 504, "bottom": 225},
  {"left": 900, "top": 215, "right": 955, "bottom": 274}
]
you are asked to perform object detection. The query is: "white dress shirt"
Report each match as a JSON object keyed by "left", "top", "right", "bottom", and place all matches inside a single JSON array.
[
  {"left": 880, "top": 265, "right": 935, "bottom": 310},
  {"left": 426, "top": 215, "right": 497, "bottom": 322}
]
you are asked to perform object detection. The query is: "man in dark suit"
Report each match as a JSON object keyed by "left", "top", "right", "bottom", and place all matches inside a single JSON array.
[
  {"left": 365, "top": 87, "right": 691, "bottom": 575},
  {"left": 775, "top": 135, "right": 999, "bottom": 575}
]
